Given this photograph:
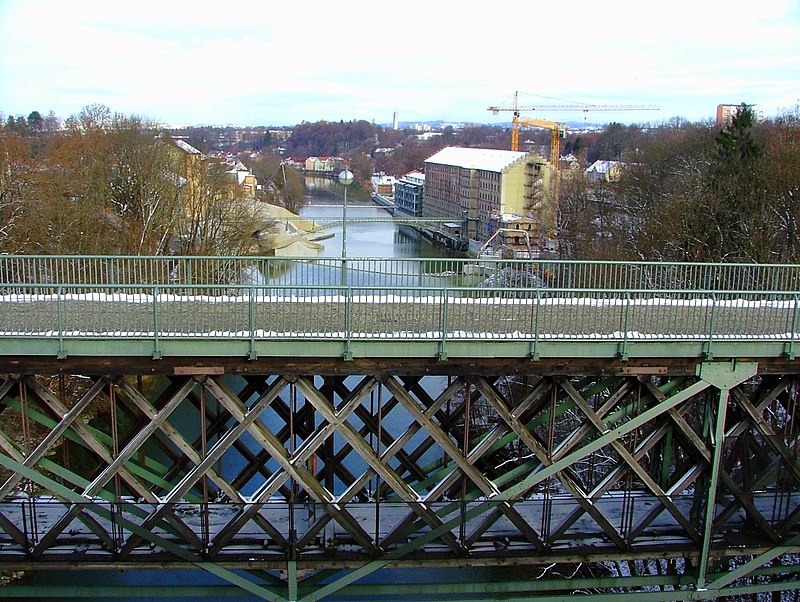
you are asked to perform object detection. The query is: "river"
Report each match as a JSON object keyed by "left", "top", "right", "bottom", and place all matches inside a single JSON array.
[{"left": 300, "top": 177, "right": 452, "bottom": 260}]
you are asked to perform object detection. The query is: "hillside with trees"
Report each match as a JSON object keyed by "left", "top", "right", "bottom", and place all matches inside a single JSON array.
[
  {"left": 558, "top": 105, "right": 800, "bottom": 264},
  {"left": 0, "top": 105, "right": 267, "bottom": 256}
]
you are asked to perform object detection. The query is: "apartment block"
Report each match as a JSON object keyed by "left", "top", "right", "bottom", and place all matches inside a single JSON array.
[{"left": 394, "top": 171, "right": 425, "bottom": 216}]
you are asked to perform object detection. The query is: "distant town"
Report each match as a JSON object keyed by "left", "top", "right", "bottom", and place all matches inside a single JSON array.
[
  {"left": 1, "top": 101, "right": 797, "bottom": 264},
  {"left": 157, "top": 103, "right": 774, "bottom": 260}
]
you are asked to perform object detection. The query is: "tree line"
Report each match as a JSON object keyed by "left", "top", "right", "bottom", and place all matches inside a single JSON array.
[
  {"left": 0, "top": 105, "right": 301, "bottom": 256},
  {"left": 558, "top": 105, "right": 800, "bottom": 263},
  {"left": 3, "top": 103, "right": 799, "bottom": 263}
]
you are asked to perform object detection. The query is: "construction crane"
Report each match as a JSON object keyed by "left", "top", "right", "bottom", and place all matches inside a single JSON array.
[
  {"left": 518, "top": 117, "right": 565, "bottom": 172},
  {"left": 488, "top": 91, "right": 659, "bottom": 152},
  {"left": 487, "top": 92, "right": 659, "bottom": 219}
]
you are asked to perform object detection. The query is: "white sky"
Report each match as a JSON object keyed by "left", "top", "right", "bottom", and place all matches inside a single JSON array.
[{"left": 1, "top": 0, "right": 798, "bottom": 127}]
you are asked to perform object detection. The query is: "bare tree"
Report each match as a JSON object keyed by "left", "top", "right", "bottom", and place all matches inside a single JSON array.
[
  {"left": 109, "top": 115, "right": 181, "bottom": 254},
  {"left": 0, "top": 131, "right": 32, "bottom": 251},
  {"left": 172, "top": 163, "right": 262, "bottom": 256}
]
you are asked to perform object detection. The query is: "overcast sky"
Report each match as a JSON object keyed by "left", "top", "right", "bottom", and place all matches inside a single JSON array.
[{"left": 1, "top": 0, "right": 798, "bottom": 127}]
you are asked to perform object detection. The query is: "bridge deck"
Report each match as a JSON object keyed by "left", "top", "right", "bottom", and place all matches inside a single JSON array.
[
  {"left": 0, "top": 492, "right": 792, "bottom": 566},
  {"left": 1, "top": 256, "right": 799, "bottom": 360}
]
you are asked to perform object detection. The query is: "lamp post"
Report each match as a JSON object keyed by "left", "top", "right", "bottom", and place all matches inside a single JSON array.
[
  {"left": 338, "top": 168, "right": 354, "bottom": 286},
  {"left": 338, "top": 168, "right": 354, "bottom": 258}
]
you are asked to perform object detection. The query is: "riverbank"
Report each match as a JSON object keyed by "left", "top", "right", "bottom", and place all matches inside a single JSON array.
[{"left": 252, "top": 203, "right": 326, "bottom": 257}]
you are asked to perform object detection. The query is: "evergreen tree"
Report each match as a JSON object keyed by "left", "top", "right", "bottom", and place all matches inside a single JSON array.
[{"left": 703, "top": 103, "right": 768, "bottom": 261}]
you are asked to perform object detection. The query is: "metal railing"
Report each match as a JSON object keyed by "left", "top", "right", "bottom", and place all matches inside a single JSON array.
[
  {"left": 1, "top": 283, "right": 797, "bottom": 344},
  {"left": 1, "top": 256, "right": 798, "bottom": 354},
  {"left": 3, "top": 255, "right": 800, "bottom": 292}
]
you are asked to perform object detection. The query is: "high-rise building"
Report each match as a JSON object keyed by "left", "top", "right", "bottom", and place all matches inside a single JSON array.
[
  {"left": 716, "top": 103, "right": 762, "bottom": 127},
  {"left": 392, "top": 112, "right": 399, "bottom": 130},
  {"left": 716, "top": 104, "right": 740, "bottom": 127}
]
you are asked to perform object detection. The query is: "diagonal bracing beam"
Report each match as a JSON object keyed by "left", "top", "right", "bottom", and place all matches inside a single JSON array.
[
  {"left": 296, "top": 375, "right": 466, "bottom": 555},
  {"left": 558, "top": 377, "right": 702, "bottom": 545},
  {"left": 0, "top": 451, "right": 287, "bottom": 602},
  {"left": 30, "top": 376, "right": 201, "bottom": 555},
  {"left": 115, "top": 375, "right": 290, "bottom": 558},
  {"left": 203, "top": 375, "right": 378, "bottom": 556}
]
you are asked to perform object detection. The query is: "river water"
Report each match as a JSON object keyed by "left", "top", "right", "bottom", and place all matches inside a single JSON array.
[
  {"left": 20, "top": 183, "right": 481, "bottom": 599},
  {"left": 300, "top": 177, "right": 451, "bottom": 260}
]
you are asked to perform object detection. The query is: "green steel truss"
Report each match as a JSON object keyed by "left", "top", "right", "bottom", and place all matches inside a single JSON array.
[{"left": 2, "top": 357, "right": 800, "bottom": 600}]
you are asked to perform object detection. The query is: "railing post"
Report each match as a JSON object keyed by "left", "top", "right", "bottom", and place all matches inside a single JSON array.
[
  {"left": 530, "top": 288, "right": 541, "bottom": 361},
  {"left": 786, "top": 293, "right": 799, "bottom": 360},
  {"left": 57, "top": 285, "right": 66, "bottom": 360},
  {"left": 152, "top": 285, "right": 162, "bottom": 360},
  {"left": 248, "top": 284, "right": 257, "bottom": 360},
  {"left": 618, "top": 290, "right": 631, "bottom": 361},
  {"left": 704, "top": 292, "right": 718, "bottom": 360},
  {"left": 438, "top": 288, "right": 448, "bottom": 361},
  {"left": 343, "top": 285, "right": 353, "bottom": 361}
]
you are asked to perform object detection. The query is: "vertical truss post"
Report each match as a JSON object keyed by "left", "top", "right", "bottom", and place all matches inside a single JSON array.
[
  {"left": 459, "top": 381, "right": 471, "bottom": 547},
  {"left": 695, "top": 361, "right": 758, "bottom": 592},
  {"left": 696, "top": 385, "right": 730, "bottom": 590},
  {"left": 287, "top": 559, "right": 298, "bottom": 602}
]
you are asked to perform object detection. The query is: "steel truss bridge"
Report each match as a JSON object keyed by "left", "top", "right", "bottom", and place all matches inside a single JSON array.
[{"left": 2, "top": 255, "right": 800, "bottom": 600}]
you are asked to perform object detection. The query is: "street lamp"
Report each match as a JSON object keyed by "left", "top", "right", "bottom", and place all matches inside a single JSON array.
[
  {"left": 338, "top": 168, "right": 354, "bottom": 259},
  {"left": 338, "top": 168, "right": 354, "bottom": 288}
]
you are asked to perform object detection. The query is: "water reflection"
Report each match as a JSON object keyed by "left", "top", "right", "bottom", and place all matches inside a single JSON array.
[
  {"left": 299, "top": 183, "right": 453, "bottom": 260},
  {"left": 247, "top": 185, "right": 466, "bottom": 287}
]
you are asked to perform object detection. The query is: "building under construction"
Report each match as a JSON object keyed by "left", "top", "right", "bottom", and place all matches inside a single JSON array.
[{"left": 422, "top": 146, "right": 557, "bottom": 257}]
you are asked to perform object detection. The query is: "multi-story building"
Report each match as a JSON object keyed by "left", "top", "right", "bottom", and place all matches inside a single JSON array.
[
  {"left": 423, "top": 147, "right": 554, "bottom": 254},
  {"left": 716, "top": 104, "right": 741, "bottom": 127},
  {"left": 716, "top": 103, "right": 763, "bottom": 127},
  {"left": 394, "top": 171, "right": 425, "bottom": 216},
  {"left": 303, "top": 157, "right": 343, "bottom": 173},
  {"left": 370, "top": 173, "right": 397, "bottom": 198}
]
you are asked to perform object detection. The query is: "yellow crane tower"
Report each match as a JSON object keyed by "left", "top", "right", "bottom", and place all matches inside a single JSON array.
[{"left": 517, "top": 116, "right": 565, "bottom": 172}]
